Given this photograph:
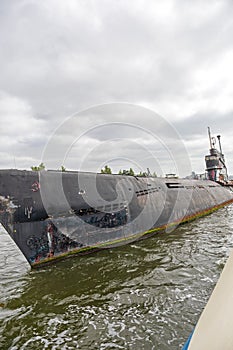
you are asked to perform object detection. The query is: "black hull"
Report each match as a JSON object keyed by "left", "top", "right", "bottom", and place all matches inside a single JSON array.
[{"left": 1, "top": 169, "right": 233, "bottom": 267}]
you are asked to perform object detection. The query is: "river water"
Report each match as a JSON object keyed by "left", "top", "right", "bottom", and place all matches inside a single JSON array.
[{"left": 1, "top": 205, "right": 233, "bottom": 350}]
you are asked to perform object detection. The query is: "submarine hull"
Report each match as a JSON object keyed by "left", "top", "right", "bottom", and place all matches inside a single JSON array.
[{"left": 0, "top": 169, "right": 233, "bottom": 267}]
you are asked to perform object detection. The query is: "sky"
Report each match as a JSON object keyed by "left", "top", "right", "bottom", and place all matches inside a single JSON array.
[{"left": 0, "top": 0, "right": 233, "bottom": 177}]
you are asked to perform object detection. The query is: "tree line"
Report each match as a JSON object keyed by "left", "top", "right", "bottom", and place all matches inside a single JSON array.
[
  {"left": 31, "top": 163, "right": 157, "bottom": 177},
  {"left": 101, "top": 165, "right": 157, "bottom": 177},
  {"left": 31, "top": 163, "right": 66, "bottom": 172}
]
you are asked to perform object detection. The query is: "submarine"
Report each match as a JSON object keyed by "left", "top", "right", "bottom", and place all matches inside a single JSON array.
[{"left": 0, "top": 128, "right": 233, "bottom": 268}]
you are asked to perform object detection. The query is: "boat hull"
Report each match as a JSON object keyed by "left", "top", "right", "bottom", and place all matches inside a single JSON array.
[{"left": 1, "top": 169, "right": 233, "bottom": 267}]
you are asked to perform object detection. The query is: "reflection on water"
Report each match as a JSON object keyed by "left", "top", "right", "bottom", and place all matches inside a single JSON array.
[{"left": 1, "top": 205, "right": 233, "bottom": 349}]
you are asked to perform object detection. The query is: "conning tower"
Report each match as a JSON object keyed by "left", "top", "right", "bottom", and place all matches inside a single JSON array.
[{"left": 205, "top": 127, "right": 228, "bottom": 183}]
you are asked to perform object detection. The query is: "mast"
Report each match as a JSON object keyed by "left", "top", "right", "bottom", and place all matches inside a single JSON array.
[
  {"left": 208, "top": 126, "right": 212, "bottom": 149},
  {"left": 217, "top": 135, "right": 223, "bottom": 158},
  {"left": 217, "top": 134, "right": 228, "bottom": 180}
]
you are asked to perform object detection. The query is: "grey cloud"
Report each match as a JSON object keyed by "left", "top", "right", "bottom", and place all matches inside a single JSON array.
[
  {"left": 0, "top": 0, "right": 233, "bottom": 175},
  {"left": 174, "top": 111, "right": 233, "bottom": 140},
  {"left": 1, "top": 0, "right": 232, "bottom": 109}
]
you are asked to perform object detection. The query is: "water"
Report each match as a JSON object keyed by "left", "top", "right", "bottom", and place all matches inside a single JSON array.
[{"left": 1, "top": 205, "right": 233, "bottom": 350}]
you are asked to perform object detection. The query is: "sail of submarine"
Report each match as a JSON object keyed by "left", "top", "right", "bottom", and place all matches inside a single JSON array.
[{"left": 0, "top": 128, "right": 233, "bottom": 268}]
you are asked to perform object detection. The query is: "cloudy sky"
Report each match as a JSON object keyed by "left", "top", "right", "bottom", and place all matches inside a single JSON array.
[{"left": 0, "top": 0, "right": 233, "bottom": 177}]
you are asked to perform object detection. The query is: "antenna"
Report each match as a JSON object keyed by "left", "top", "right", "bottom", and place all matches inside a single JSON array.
[
  {"left": 208, "top": 127, "right": 212, "bottom": 149},
  {"left": 217, "top": 134, "right": 228, "bottom": 180},
  {"left": 208, "top": 127, "right": 217, "bottom": 149},
  {"left": 217, "top": 135, "right": 223, "bottom": 156}
]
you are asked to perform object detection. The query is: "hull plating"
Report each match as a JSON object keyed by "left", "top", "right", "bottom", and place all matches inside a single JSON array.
[{"left": 0, "top": 169, "right": 233, "bottom": 267}]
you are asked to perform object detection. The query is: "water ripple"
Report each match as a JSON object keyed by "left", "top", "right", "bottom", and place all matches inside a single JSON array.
[{"left": 0, "top": 205, "right": 233, "bottom": 349}]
